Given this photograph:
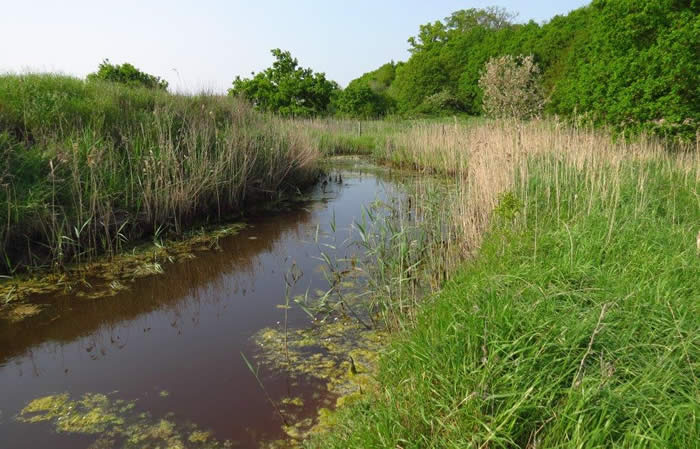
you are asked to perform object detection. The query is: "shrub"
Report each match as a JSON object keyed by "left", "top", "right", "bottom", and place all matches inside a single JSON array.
[
  {"left": 229, "top": 49, "right": 339, "bottom": 117},
  {"left": 86, "top": 59, "right": 168, "bottom": 90},
  {"left": 478, "top": 54, "right": 545, "bottom": 120}
]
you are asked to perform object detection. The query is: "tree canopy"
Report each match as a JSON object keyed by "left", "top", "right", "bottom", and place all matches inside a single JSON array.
[
  {"left": 341, "top": 1, "right": 698, "bottom": 137},
  {"left": 228, "top": 49, "right": 338, "bottom": 117}
]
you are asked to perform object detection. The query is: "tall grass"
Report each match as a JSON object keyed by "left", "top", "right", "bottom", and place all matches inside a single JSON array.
[
  {"left": 305, "top": 118, "right": 699, "bottom": 447},
  {"left": 0, "top": 74, "right": 321, "bottom": 274},
  {"left": 305, "top": 117, "right": 697, "bottom": 259}
]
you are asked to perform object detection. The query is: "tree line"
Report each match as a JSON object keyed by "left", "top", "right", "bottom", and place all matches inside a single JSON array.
[{"left": 88, "top": 1, "right": 699, "bottom": 138}]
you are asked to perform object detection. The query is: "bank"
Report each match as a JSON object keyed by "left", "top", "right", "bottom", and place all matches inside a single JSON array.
[
  {"left": 0, "top": 74, "right": 321, "bottom": 276},
  {"left": 307, "top": 127, "right": 699, "bottom": 448}
]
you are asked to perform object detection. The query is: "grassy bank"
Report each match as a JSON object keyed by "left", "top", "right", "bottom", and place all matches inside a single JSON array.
[
  {"left": 306, "top": 120, "right": 699, "bottom": 447},
  {"left": 0, "top": 74, "right": 320, "bottom": 274}
]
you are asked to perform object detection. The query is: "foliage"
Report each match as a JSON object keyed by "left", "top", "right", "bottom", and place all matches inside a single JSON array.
[
  {"left": 414, "top": 89, "right": 463, "bottom": 115},
  {"left": 478, "top": 54, "right": 544, "bottom": 119},
  {"left": 86, "top": 59, "right": 168, "bottom": 90},
  {"left": 550, "top": 0, "right": 700, "bottom": 138},
  {"left": 406, "top": 7, "right": 516, "bottom": 54},
  {"left": 229, "top": 49, "right": 339, "bottom": 117},
  {"left": 332, "top": 84, "right": 391, "bottom": 118},
  {"left": 347, "top": 62, "right": 398, "bottom": 95},
  {"left": 333, "top": 62, "right": 399, "bottom": 117},
  {"left": 342, "top": 2, "right": 698, "bottom": 137}
]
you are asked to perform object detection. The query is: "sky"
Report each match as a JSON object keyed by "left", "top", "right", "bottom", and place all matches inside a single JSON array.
[{"left": 0, "top": 0, "right": 590, "bottom": 93}]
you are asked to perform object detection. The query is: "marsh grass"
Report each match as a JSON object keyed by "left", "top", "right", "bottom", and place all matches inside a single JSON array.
[
  {"left": 0, "top": 74, "right": 321, "bottom": 274},
  {"left": 305, "top": 118, "right": 699, "bottom": 448}
]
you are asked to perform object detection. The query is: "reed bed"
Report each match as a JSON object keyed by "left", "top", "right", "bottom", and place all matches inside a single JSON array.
[
  {"left": 0, "top": 74, "right": 321, "bottom": 274},
  {"left": 306, "top": 119, "right": 699, "bottom": 448},
  {"left": 306, "top": 117, "right": 697, "bottom": 256}
]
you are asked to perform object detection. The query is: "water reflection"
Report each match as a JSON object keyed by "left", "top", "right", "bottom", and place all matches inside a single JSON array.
[
  {"left": 0, "top": 207, "right": 314, "bottom": 366},
  {"left": 0, "top": 159, "right": 406, "bottom": 448}
]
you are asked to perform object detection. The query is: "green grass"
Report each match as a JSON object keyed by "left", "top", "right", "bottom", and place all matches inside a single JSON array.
[
  {"left": 0, "top": 74, "right": 321, "bottom": 274},
  {"left": 309, "top": 160, "right": 699, "bottom": 448}
]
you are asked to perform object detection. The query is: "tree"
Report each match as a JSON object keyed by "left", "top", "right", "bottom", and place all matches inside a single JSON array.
[
  {"left": 332, "top": 2, "right": 698, "bottom": 136},
  {"left": 86, "top": 60, "right": 168, "bottom": 90},
  {"left": 347, "top": 62, "right": 397, "bottom": 95},
  {"left": 333, "top": 84, "right": 392, "bottom": 118},
  {"left": 407, "top": 8, "right": 516, "bottom": 54},
  {"left": 550, "top": 0, "right": 699, "bottom": 138},
  {"left": 478, "top": 54, "right": 544, "bottom": 120},
  {"left": 228, "top": 49, "right": 339, "bottom": 117},
  {"left": 445, "top": 7, "right": 517, "bottom": 32}
]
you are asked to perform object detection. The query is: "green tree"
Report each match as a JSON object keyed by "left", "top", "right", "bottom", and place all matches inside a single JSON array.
[
  {"left": 346, "top": 62, "right": 397, "bottom": 95},
  {"left": 395, "top": 8, "right": 519, "bottom": 114},
  {"left": 550, "top": 0, "right": 699, "bottom": 137},
  {"left": 228, "top": 49, "right": 339, "bottom": 117},
  {"left": 86, "top": 60, "right": 168, "bottom": 90},
  {"left": 333, "top": 84, "right": 392, "bottom": 118},
  {"left": 329, "top": 2, "right": 699, "bottom": 137}
]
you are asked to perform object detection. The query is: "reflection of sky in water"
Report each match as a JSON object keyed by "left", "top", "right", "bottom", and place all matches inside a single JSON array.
[{"left": 0, "top": 163, "right": 407, "bottom": 449}]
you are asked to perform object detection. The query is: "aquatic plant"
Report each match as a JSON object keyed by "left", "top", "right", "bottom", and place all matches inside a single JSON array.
[
  {"left": 0, "top": 222, "right": 245, "bottom": 321},
  {"left": 251, "top": 319, "right": 385, "bottom": 442},
  {"left": 17, "top": 392, "right": 233, "bottom": 448}
]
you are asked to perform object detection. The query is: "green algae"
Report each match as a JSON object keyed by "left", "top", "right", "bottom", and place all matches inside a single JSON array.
[
  {"left": 188, "top": 430, "right": 212, "bottom": 443},
  {"left": 3, "top": 303, "right": 44, "bottom": 322},
  {"left": 281, "top": 397, "right": 304, "bottom": 407},
  {"left": 16, "top": 392, "right": 233, "bottom": 449},
  {"left": 252, "top": 318, "right": 385, "bottom": 443},
  {"left": 0, "top": 223, "right": 245, "bottom": 323}
]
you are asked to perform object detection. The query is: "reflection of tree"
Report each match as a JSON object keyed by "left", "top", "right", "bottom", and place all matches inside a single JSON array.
[{"left": 0, "top": 207, "right": 313, "bottom": 365}]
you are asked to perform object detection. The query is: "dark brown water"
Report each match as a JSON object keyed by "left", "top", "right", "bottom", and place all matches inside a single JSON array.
[{"left": 0, "top": 159, "right": 405, "bottom": 448}]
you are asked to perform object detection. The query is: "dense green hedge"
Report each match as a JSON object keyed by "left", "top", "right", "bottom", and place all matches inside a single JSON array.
[{"left": 346, "top": 1, "right": 699, "bottom": 137}]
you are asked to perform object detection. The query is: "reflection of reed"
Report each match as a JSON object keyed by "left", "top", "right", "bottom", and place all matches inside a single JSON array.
[{"left": 0, "top": 206, "right": 314, "bottom": 364}]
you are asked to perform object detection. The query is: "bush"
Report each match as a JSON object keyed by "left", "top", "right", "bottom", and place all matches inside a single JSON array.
[
  {"left": 478, "top": 54, "right": 544, "bottom": 120},
  {"left": 333, "top": 85, "right": 392, "bottom": 118},
  {"left": 86, "top": 59, "right": 168, "bottom": 90},
  {"left": 229, "top": 49, "right": 338, "bottom": 117}
]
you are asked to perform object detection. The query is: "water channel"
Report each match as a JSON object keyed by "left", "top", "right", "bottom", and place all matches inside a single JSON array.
[{"left": 0, "top": 159, "right": 412, "bottom": 448}]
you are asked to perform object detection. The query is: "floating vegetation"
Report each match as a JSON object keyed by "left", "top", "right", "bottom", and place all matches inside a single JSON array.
[
  {"left": 1, "top": 303, "right": 44, "bottom": 323},
  {"left": 252, "top": 318, "right": 385, "bottom": 442},
  {"left": 0, "top": 223, "right": 245, "bottom": 322},
  {"left": 281, "top": 397, "right": 304, "bottom": 407},
  {"left": 16, "top": 392, "right": 233, "bottom": 449}
]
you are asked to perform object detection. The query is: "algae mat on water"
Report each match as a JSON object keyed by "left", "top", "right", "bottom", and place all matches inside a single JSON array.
[
  {"left": 17, "top": 392, "right": 233, "bottom": 448},
  {"left": 0, "top": 223, "right": 245, "bottom": 323},
  {"left": 252, "top": 318, "right": 386, "bottom": 444}
]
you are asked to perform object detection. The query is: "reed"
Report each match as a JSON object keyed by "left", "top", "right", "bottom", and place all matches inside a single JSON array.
[
  {"left": 305, "top": 118, "right": 699, "bottom": 448},
  {"left": 0, "top": 74, "right": 321, "bottom": 274}
]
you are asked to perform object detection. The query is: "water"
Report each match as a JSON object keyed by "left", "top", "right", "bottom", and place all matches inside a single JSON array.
[{"left": 0, "top": 159, "right": 407, "bottom": 448}]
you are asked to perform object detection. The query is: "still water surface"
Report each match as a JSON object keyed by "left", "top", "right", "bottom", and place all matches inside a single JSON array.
[{"left": 0, "top": 160, "right": 405, "bottom": 448}]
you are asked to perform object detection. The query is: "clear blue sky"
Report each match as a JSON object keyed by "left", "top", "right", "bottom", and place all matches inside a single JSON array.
[{"left": 1, "top": 0, "right": 589, "bottom": 93}]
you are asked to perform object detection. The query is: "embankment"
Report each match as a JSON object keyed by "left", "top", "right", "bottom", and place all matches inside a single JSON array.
[
  {"left": 306, "top": 119, "right": 699, "bottom": 448},
  {"left": 0, "top": 74, "right": 321, "bottom": 274}
]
